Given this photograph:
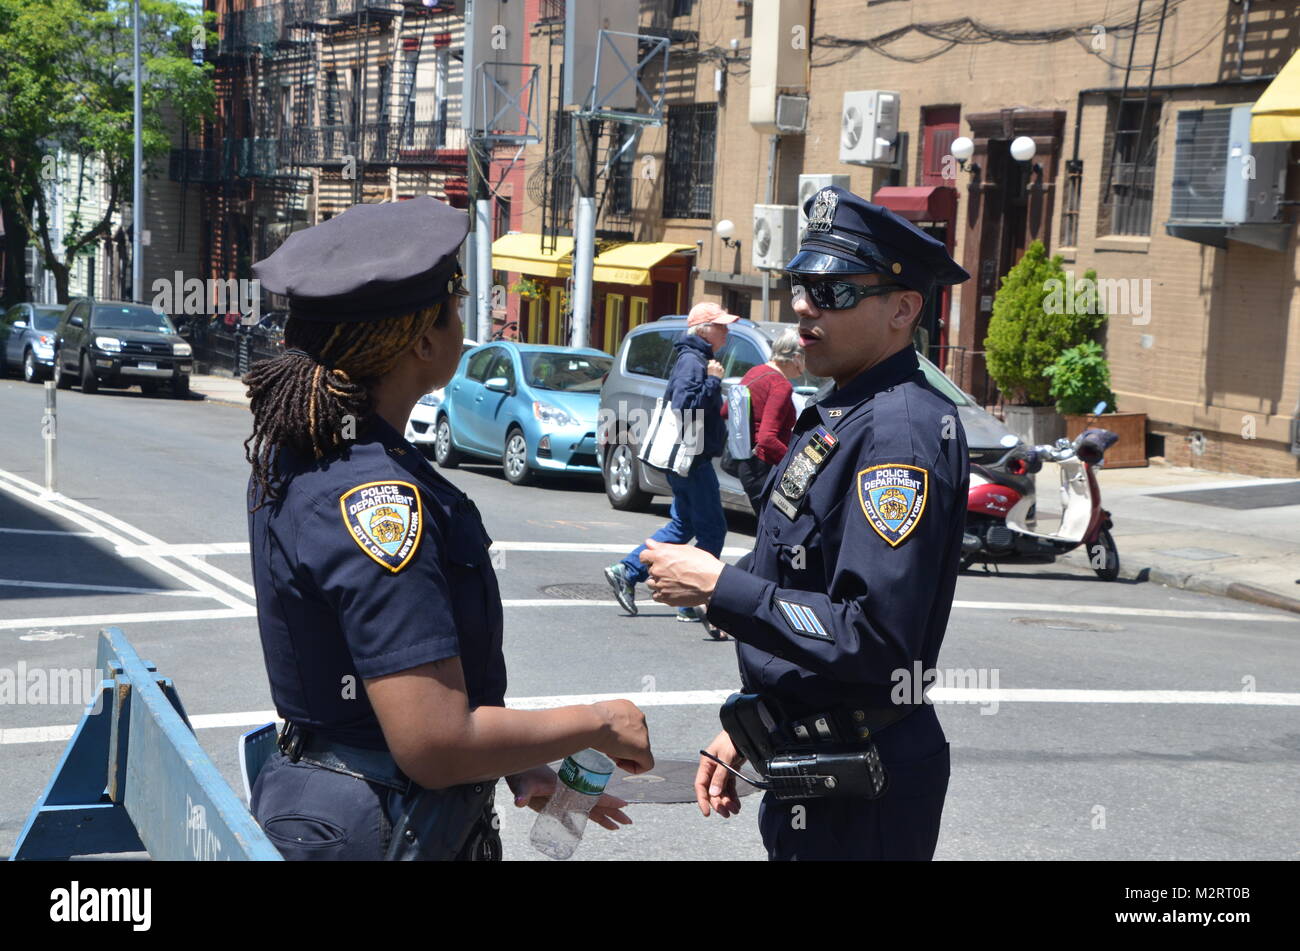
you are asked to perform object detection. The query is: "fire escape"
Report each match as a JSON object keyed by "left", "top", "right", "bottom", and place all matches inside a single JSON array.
[{"left": 181, "top": 0, "right": 466, "bottom": 280}]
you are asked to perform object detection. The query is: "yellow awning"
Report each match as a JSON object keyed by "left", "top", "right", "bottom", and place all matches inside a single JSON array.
[
  {"left": 592, "top": 242, "right": 695, "bottom": 286},
  {"left": 491, "top": 234, "right": 574, "bottom": 278},
  {"left": 1252, "top": 49, "right": 1300, "bottom": 142}
]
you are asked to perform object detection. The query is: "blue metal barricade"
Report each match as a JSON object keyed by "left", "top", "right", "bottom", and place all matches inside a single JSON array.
[{"left": 11, "top": 627, "right": 283, "bottom": 861}]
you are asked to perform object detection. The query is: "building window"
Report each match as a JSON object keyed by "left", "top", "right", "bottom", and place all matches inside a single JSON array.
[
  {"left": 1099, "top": 97, "right": 1162, "bottom": 237},
  {"left": 663, "top": 103, "right": 716, "bottom": 219},
  {"left": 1060, "top": 159, "right": 1083, "bottom": 247},
  {"left": 722, "top": 287, "right": 751, "bottom": 319},
  {"left": 671, "top": 0, "right": 694, "bottom": 17},
  {"left": 610, "top": 145, "right": 634, "bottom": 216},
  {"left": 495, "top": 196, "right": 511, "bottom": 239}
]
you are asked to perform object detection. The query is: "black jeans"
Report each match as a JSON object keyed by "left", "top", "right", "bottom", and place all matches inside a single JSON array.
[{"left": 735, "top": 455, "right": 774, "bottom": 515}]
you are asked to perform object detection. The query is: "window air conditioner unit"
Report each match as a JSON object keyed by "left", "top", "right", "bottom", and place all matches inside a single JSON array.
[
  {"left": 839, "top": 90, "right": 899, "bottom": 166},
  {"left": 752, "top": 204, "right": 799, "bottom": 271},
  {"left": 775, "top": 94, "right": 809, "bottom": 134},
  {"left": 797, "top": 173, "right": 850, "bottom": 243},
  {"left": 1165, "top": 104, "right": 1288, "bottom": 251}
]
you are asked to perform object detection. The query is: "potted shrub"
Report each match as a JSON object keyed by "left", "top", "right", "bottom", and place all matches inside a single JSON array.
[
  {"left": 984, "top": 241, "right": 1106, "bottom": 446},
  {"left": 1046, "top": 341, "right": 1148, "bottom": 468}
]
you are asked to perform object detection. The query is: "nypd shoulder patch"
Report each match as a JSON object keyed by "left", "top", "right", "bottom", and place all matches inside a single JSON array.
[
  {"left": 339, "top": 480, "right": 423, "bottom": 573},
  {"left": 857, "top": 464, "right": 928, "bottom": 547}
]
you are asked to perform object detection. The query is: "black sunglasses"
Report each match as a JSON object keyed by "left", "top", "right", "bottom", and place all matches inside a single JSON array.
[{"left": 788, "top": 277, "right": 907, "bottom": 310}]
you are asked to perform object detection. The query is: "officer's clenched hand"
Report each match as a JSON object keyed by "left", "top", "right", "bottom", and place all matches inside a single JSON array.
[
  {"left": 640, "top": 539, "right": 725, "bottom": 606},
  {"left": 592, "top": 698, "right": 655, "bottom": 775},
  {"left": 695, "top": 731, "right": 744, "bottom": 819},
  {"left": 506, "top": 766, "right": 633, "bottom": 832}
]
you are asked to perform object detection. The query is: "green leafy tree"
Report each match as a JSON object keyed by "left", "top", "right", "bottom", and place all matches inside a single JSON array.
[
  {"left": 983, "top": 240, "right": 1106, "bottom": 406},
  {"left": 1044, "top": 340, "right": 1117, "bottom": 416},
  {"left": 0, "top": 0, "right": 214, "bottom": 304}
]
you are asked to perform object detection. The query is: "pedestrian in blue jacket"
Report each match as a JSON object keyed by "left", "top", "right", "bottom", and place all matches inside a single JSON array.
[{"left": 604, "top": 301, "right": 737, "bottom": 628}]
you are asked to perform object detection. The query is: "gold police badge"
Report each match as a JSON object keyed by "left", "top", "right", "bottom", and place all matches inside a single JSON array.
[
  {"left": 805, "top": 188, "right": 838, "bottom": 234},
  {"left": 857, "top": 464, "right": 928, "bottom": 547},
  {"left": 339, "top": 480, "right": 422, "bottom": 572}
]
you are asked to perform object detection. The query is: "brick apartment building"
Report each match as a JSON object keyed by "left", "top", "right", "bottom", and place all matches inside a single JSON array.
[
  {"left": 506, "top": 0, "right": 1299, "bottom": 477},
  {"left": 195, "top": 0, "right": 1299, "bottom": 477}
]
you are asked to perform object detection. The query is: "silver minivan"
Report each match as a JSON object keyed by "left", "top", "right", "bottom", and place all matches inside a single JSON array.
[{"left": 596, "top": 316, "right": 1016, "bottom": 513}]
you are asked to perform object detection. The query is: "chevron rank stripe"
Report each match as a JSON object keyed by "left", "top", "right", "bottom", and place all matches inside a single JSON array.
[{"left": 777, "top": 599, "right": 832, "bottom": 640}]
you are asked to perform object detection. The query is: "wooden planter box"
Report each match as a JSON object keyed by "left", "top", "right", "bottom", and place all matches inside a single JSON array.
[{"left": 1064, "top": 412, "right": 1148, "bottom": 468}]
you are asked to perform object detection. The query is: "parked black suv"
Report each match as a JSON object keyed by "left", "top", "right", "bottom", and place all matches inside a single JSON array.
[{"left": 53, "top": 299, "right": 193, "bottom": 398}]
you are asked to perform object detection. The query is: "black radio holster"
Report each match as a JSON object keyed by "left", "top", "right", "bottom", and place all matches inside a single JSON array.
[
  {"left": 718, "top": 693, "right": 891, "bottom": 801},
  {"left": 385, "top": 782, "right": 498, "bottom": 861}
]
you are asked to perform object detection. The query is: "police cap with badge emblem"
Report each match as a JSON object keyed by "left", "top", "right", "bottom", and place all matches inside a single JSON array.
[
  {"left": 788, "top": 185, "right": 970, "bottom": 303},
  {"left": 252, "top": 195, "right": 469, "bottom": 323}
]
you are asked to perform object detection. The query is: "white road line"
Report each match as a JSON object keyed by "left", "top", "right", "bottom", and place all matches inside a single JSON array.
[
  {"left": 498, "top": 598, "right": 1292, "bottom": 622},
  {"left": 0, "top": 527, "right": 97, "bottom": 537},
  {"left": 951, "top": 600, "right": 1295, "bottom": 621},
  {"left": 0, "top": 468, "right": 256, "bottom": 606},
  {"left": 494, "top": 541, "right": 756, "bottom": 557},
  {"left": 0, "top": 607, "right": 255, "bottom": 632},
  {"left": 5, "top": 688, "right": 1299, "bottom": 745},
  {"left": 109, "top": 541, "right": 759, "bottom": 558},
  {"left": 115, "top": 542, "right": 252, "bottom": 557},
  {"left": 503, "top": 598, "right": 622, "bottom": 608},
  {"left": 0, "top": 578, "right": 211, "bottom": 598}
]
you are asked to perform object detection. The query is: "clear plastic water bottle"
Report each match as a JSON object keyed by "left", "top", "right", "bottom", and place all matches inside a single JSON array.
[{"left": 529, "top": 749, "right": 615, "bottom": 860}]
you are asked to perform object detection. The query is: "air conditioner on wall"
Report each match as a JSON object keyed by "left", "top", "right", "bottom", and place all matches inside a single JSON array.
[
  {"left": 839, "top": 90, "right": 900, "bottom": 166},
  {"left": 752, "top": 204, "right": 800, "bottom": 271},
  {"left": 1165, "top": 103, "right": 1288, "bottom": 251},
  {"left": 775, "top": 94, "right": 809, "bottom": 134},
  {"left": 797, "top": 173, "right": 850, "bottom": 243}
]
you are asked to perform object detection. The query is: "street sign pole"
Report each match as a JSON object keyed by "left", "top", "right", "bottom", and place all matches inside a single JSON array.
[
  {"left": 42, "top": 381, "right": 56, "bottom": 493},
  {"left": 132, "top": 0, "right": 143, "bottom": 303}
]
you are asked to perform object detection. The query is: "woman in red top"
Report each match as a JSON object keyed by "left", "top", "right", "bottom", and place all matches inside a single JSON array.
[{"left": 731, "top": 327, "right": 804, "bottom": 514}]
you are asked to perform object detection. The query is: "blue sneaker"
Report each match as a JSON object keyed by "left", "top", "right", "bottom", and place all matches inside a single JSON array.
[
  {"left": 604, "top": 564, "right": 637, "bottom": 616},
  {"left": 675, "top": 606, "right": 705, "bottom": 623}
]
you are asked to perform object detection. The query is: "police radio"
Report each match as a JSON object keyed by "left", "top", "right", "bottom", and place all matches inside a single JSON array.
[{"left": 702, "top": 693, "right": 889, "bottom": 801}]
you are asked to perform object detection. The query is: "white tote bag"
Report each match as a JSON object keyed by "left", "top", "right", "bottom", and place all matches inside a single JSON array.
[
  {"left": 725, "top": 383, "right": 754, "bottom": 460},
  {"left": 638, "top": 397, "right": 699, "bottom": 477}
]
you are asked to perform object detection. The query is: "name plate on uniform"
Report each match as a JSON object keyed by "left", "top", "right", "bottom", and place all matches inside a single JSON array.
[{"left": 771, "top": 426, "right": 839, "bottom": 520}]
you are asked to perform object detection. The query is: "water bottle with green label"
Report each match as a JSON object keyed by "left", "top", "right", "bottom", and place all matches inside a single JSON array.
[{"left": 529, "top": 748, "right": 615, "bottom": 860}]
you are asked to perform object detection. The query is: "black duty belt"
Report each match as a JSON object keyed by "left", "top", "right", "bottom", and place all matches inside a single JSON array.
[
  {"left": 277, "top": 721, "right": 413, "bottom": 793},
  {"left": 705, "top": 693, "right": 920, "bottom": 801},
  {"left": 276, "top": 721, "right": 498, "bottom": 860}
]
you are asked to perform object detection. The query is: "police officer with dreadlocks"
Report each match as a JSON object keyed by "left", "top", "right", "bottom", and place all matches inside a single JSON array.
[
  {"left": 640, "top": 186, "right": 971, "bottom": 860},
  {"left": 244, "top": 196, "right": 653, "bottom": 860}
]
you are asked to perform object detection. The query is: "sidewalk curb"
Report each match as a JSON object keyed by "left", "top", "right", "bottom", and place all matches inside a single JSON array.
[
  {"left": 195, "top": 393, "right": 249, "bottom": 409},
  {"left": 1118, "top": 558, "right": 1300, "bottom": 616},
  {"left": 1059, "top": 549, "right": 1300, "bottom": 616}
]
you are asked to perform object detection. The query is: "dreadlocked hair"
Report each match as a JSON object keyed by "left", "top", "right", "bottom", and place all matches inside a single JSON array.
[{"left": 243, "top": 301, "right": 446, "bottom": 511}]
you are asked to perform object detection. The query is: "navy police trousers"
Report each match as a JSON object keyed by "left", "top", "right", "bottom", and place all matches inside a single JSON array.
[
  {"left": 251, "top": 750, "right": 500, "bottom": 861},
  {"left": 757, "top": 707, "right": 952, "bottom": 861}
]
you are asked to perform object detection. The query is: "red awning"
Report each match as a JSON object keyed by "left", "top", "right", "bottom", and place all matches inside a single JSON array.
[{"left": 872, "top": 185, "right": 957, "bottom": 223}]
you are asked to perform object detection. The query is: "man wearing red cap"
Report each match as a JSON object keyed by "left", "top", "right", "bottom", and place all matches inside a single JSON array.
[{"left": 604, "top": 301, "right": 738, "bottom": 627}]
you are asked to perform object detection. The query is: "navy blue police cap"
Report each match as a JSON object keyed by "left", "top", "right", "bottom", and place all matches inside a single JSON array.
[
  {"left": 785, "top": 185, "right": 969, "bottom": 300},
  {"left": 252, "top": 195, "right": 468, "bottom": 322}
]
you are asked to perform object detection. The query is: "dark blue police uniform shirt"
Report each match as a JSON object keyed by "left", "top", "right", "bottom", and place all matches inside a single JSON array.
[
  {"left": 707, "top": 346, "right": 969, "bottom": 719},
  {"left": 248, "top": 415, "right": 507, "bottom": 750}
]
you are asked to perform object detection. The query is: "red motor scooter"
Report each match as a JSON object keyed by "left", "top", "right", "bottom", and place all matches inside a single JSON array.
[{"left": 962, "top": 426, "right": 1121, "bottom": 580}]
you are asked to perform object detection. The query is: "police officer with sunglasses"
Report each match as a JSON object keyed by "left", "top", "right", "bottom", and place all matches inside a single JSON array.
[{"left": 639, "top": 185, "right": 971, "bottom": 860}]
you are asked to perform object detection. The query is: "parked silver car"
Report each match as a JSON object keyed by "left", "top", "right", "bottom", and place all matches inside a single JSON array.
[{"left": 596, "top": 316, "right": 1016, "bottom": 513}]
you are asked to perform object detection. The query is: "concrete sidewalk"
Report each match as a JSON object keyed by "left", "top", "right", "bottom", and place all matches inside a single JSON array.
[
  {"left": 190, "top": 372, "right": 1300, "bottom": 614},
  {"left": 191, "top": 373, "right": 250, "bottom": 408},
  {"left": 1047, "top": 462, "right": 1300, "bottom": 615}
]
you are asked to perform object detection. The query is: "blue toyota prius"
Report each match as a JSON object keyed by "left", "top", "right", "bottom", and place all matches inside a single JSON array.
[{"left": 429, "top": 341, "right": 613, "bottom": 485}]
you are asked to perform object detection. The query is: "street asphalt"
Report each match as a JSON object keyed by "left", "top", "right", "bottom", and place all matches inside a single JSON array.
[{"left": 1, "top": 375, "right": 1298, "bottom": 861}]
